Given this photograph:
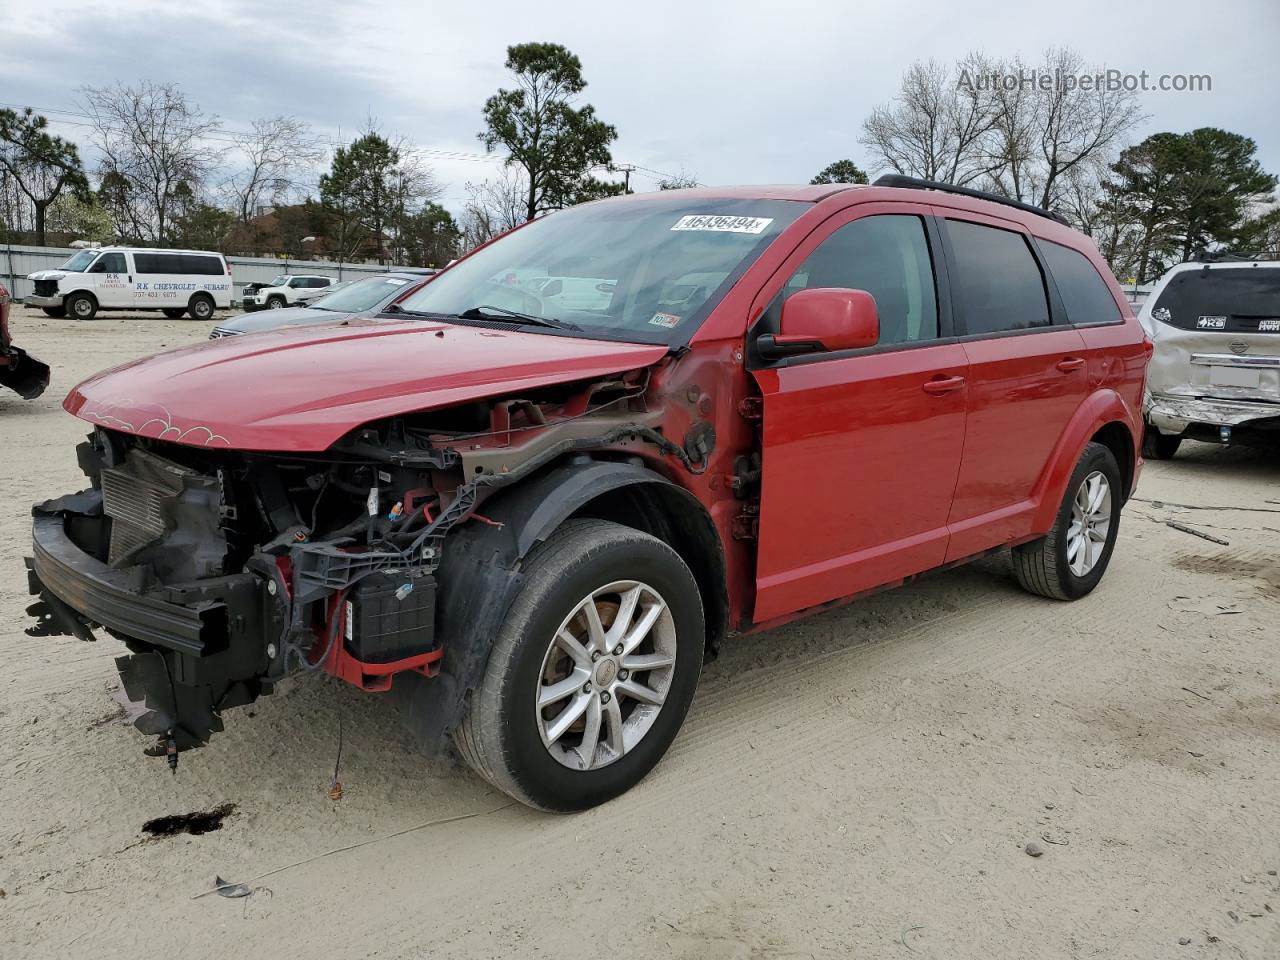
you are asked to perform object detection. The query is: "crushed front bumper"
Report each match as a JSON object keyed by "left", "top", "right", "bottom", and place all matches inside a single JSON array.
[
  {"left": 26, "top": 495, "right": 281, "bottom": 751},
  {"left": 27, "top": 512, "right": 264, "bottom": 656},
  {"left": 1146, "top": 392, "right": 1280, "bottom": 435}
]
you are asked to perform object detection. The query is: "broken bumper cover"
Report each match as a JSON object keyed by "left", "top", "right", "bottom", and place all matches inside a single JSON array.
[
  {"left": 1145, "top": 392, "right": 1280, "bottom": 435},
  {"left": 22, "top": 294, "right": 62, "bottom": 308},
  {"left": 0, "top": 346, "right": 50, "bottom": 400},
  {"left": 27, "top": 513, "right": 260, "bottom": 655}
]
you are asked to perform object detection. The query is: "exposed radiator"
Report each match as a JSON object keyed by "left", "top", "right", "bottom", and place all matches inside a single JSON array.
[{"left": 100, "top": 450, "right": 200, "bottom": 567}]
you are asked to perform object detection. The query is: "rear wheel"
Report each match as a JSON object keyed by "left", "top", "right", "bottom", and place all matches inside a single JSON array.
[
  {"left": 454, "top": 519, "right": 704, "bottom": 811},
  {"left": 1013, "top": 441, "right": 1122, "bottom": 601},
  {"left": 162, "top": 307, "right": 187, "bottom": 319},
  {"left": 41, "top": 306, "right": 67, "bottom": 318},
  {"left": 66, "top": 293, "right": 97, "bottom": 321},
  {"left": 187, "top": 294, "right": 215, "bottom": 322},
  {"left": 1142, "top": 424, "right": 1181, "bottom": 460}
]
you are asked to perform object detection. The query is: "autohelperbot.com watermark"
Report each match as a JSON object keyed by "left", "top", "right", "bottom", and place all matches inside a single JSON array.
[{"left": 958, "top": 68, "right": 1212, "bottom": 94}]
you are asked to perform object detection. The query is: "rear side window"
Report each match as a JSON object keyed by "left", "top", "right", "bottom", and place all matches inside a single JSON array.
[
  {"left": 945, "top": 220, "right": 1050, "bottom": 335},
  {"left": 134, "top": 253, "right": 186, "bottom": 274},
  {"left": 181, "top": 254, "right": 224, "bottom": 275},
  {"left": 782, "top": 214, "right": 939, "bottom": 345},
  {"left": 1151, "top": 268, "right": 1280, "bottom": 333},
  {"left": 1041, "top": 241, "right": 1123, "bottom": 325}
]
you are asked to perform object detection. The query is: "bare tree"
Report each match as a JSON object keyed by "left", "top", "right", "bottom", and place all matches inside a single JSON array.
[
  {"left": 80, "top": 81, "right": 222, "bottom": 244},
  {"left": 460, "top": 169, "right": 527, "bottom": 250},
  {"left": 225, "top": 116, "right": 323, "bottom": 224},
  {"left": 983, "top": 48, "right": 1145, "bottom": 209},
  {"left": 860, "top": 54, "right": 998, "bottom": 185},
  {"left": 657, "top": 171, "right": 700, "bottom": 190}
]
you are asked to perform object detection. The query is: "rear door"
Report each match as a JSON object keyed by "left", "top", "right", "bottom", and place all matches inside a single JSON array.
[
  {"left": 938, "top": 213, "right": 1089, "bottom": 561},
  {"left": 751, "top": 204, "right": 969, "bottom": 623}
]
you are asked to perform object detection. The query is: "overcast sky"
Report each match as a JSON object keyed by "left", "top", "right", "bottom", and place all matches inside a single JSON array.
[{"left": 2, "top": 0, "right": 1277, "bottom": 217}]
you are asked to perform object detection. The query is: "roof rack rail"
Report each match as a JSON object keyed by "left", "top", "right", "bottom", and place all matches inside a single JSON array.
[{"left": 872, "top": 174, "right": 1071, "bottom": 226}]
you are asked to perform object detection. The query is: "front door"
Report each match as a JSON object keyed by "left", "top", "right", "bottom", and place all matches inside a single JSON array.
[
  {"left": 751, "top": 208, "right": 968, "bottom": 623},
  {"left": 86, "top": 251, "right": 131, "bottom": 308}
]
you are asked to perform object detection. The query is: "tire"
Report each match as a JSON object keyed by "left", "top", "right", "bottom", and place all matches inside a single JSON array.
[
  {"left": 454, "top": 519, "right": 704, "bottom": 811},
  {"left": 162, "top": 307, "right": 187, "bottom": 319},
  {"left": 266, "top": 296, "right": 286, "bottom": 310},
  {"left": 187, "top": 294, "right": 215, "bottom": 322},
  {"left": 41, "top": 306, "right": 67, "bottom": 318},
  {"left": 1013, "top": 441, "right": 1122, "bottom": 601},
  {"left": 66, "top": 293, "right": 97, "bottom": 321},
  {"left": 1141, "top": 425, "right": 1181, "bottom": 460}
]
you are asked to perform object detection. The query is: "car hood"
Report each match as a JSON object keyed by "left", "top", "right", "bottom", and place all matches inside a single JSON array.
[
  {"left": 29, "top": 270, "right": 68, "bottom": 281},
  {"left": 217, "top": 305, "right": 349, "bottom": 334},
  {"left": 65, "top": 317, "right": 667, "bottom": 451}
]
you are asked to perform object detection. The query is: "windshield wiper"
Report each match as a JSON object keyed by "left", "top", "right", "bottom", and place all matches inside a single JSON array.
[{"left": 458, "top": 304, "right": 580, "bottom": 331}]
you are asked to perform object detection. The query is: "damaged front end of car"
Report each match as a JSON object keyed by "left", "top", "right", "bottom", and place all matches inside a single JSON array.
[{"left": 25, "top": 369, "right": 700, "bottom": 762}]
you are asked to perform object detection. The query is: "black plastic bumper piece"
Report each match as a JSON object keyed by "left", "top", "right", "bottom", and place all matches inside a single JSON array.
[{"left": 29, "top": 513, "right": 232, "bottom": 656}]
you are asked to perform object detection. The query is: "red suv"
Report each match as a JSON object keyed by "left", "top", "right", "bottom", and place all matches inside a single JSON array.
[{"left": 27, "top": 177, "right": 1150, "bottom": 810}]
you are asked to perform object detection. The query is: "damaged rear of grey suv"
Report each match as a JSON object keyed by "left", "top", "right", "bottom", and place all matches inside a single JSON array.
[{"left": 1139, "top": 260, "right": 1280, "bottom": 458}]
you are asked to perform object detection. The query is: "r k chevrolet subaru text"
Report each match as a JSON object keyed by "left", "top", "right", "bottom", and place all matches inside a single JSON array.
[{"left": 26, "top": 177, "right": 1152, "bottom": 810}]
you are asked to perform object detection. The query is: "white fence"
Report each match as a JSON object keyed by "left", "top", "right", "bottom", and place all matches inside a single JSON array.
[{"left": 0, "top": 243, "right": 424, "bottom": 302}]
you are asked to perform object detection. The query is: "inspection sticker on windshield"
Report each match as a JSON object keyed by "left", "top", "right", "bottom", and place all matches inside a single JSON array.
[
  {"left": 649, "top": 312, "right": 681, "bottom": 328},
  {"left": 384, "top": 278, "right": 409, "bottom": 285},
  {"left": 671, "top": 214, "right": 773, "bottom": 234}
]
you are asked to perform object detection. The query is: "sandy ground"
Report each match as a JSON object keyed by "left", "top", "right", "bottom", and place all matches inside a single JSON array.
[{"left": 0, "top": 304, "right": 1277, "bottom": 960}]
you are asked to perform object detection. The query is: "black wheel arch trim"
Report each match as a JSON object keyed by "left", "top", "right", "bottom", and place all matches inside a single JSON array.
[{"left": 394, "top": 458, "right": 728, "bottom": 752}]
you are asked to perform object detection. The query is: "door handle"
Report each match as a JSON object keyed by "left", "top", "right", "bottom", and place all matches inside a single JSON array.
[
  {"left": 922, "top": 375, "right": 966, "bottom": 395},
  {"left": 1056, "top": 356, "right": 1085, "bottom": 372}
]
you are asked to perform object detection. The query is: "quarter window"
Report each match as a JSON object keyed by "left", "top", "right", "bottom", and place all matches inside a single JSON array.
[
  {"left": 1040, "top": 240, "right": 1123, "bottom": 325},
  {"left": 782, "top": 215, "right": 939, "bottom": 345},
  {"left": 944, "top": 220, "right": 1050, "bottom": 334}
]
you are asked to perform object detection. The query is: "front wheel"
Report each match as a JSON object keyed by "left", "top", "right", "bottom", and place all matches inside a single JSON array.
[
  {"left": 1013, "top": 441, "right": 1122, "bottom": 601},
  {"left": 66, "top": 293, "right": 97, "bottom": 321},
  {"left": 454, "top": 519, "right": 704, "bottom": 811},
  {"left": 266, "top": 296, "right": 286, "bottom": 310}
]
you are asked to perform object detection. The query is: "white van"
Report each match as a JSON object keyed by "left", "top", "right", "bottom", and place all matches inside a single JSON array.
[{"left": 26, "top": 247, "right": 233, "bottom": 321}]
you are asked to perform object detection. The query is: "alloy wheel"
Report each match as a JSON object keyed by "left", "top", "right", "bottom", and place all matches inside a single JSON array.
[
  {"left": 1067, "top": 470, "right": 1111, "bottom": 577},
  {"left": 535, "top": 580, "right": 677, "bottom": 771}
]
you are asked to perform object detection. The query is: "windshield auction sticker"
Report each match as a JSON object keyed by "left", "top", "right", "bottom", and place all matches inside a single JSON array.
[{"left": 671, "top": 215, "right": 774, "bottom": 234}]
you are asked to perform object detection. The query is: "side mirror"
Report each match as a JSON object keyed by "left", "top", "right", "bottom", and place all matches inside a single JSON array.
[{"left": 757, "top": 288, "right": 880, "bottom": 358}]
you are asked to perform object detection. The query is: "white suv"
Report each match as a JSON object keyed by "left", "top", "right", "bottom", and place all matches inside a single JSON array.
[
  {"left": 26, "top": 247, "right": 232, "bottom": 321},
  {"left": 1139, "top": 260, "right": 1280, "bottom": 457},
  {"left": 241, "top": 274, "right": 333, "bottom": 312}
]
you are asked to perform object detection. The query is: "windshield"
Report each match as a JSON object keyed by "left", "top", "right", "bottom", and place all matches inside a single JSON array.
[
  {"left": 312, "top": 275, "right": 415, "bottom": 313},
  {"left": 269, "top": 275, "right": 289, "bottom": 286},
  {"left": 59, "top": 250, "right": 98, "bottom": 273},
  {"left": 1153, "top": 268, "right": 1280, "bottom": 332},
  {"left": 397, "top": 197, "right": 805, "bottom": 343}
]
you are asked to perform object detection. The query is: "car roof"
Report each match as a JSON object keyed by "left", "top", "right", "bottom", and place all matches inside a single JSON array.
[
  {"left": 1163, "top": 260, "right": 1280, "bottom": 274},
  {"left": 94, "top": 246, "right": 225, "bottom": 255},
  {"left": 597, "top": 183, "right": 1085, "bottom": 242}
]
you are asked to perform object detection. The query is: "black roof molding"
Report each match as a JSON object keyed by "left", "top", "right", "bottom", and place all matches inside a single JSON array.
[{"left": 873, "top": 174, "right": 1070, "bottom": 226}]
